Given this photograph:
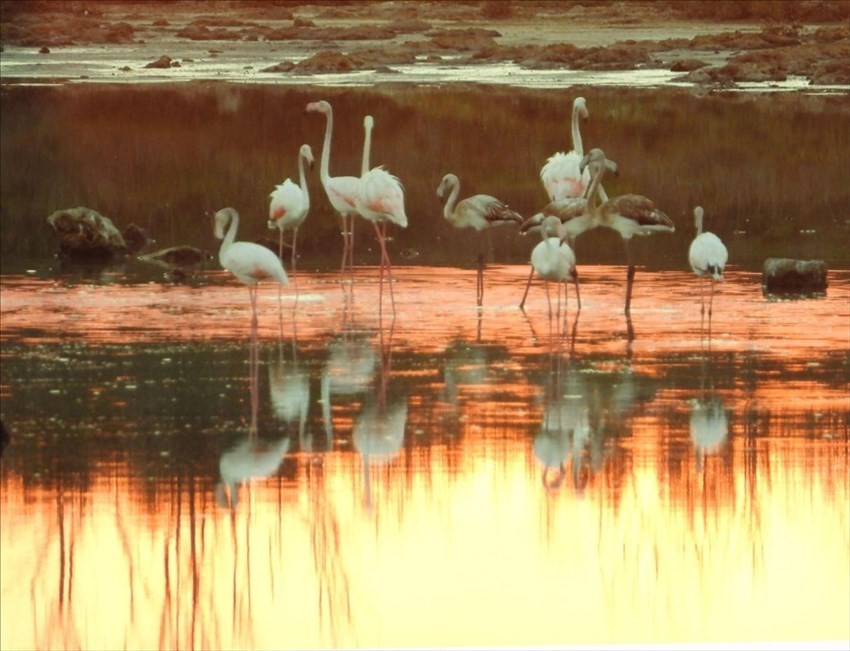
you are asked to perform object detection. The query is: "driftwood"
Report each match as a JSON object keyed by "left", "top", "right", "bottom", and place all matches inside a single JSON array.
[{"left": 47, "top": 207, "right": 129, "bottom": 261}]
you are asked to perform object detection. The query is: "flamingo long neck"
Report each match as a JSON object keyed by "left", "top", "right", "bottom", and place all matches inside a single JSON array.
[
  {"left": 585, "top": 160, "right": 608, "bottom": 214},
  {"left": 362, "top": 121, "right": 373, "bottom": 176},
  {"left": 318, "top": 108, "right": 334, "bottom": 187},
  {"left": 572, "top": 102, "right": 584, "bottom": 156},
  {"left": 219, "top": 210, "right": 238, "bottom": 263},
  {"left": 442, "top": 176, "right": 460, "bottom": 221},
  {"left": 695, "top": 211, "right": 704, "bottom": 236},
  {"left": 298, "top": 150, "right": 310, "bottom": 211}
]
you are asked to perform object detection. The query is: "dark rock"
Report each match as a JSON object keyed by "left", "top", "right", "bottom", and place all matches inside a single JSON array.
[
  {"left": 122, "top": 223, "right": 154, "bottom": 254},
  {"left": 47, "top": 207, "right": 128, "bottom": 261},
  {"left": 762, "top": 258, "right": 828, "bottom": 295},
  {"left": 145, "top": 55, "right": 174, "bottom": 69},
  {"left": 138, "top": 245, "right": 213, "bottom": 269},
  {"left": 39, "top": 45, "right": 50, "bottom": 54},
  {"left": 670, "top": 58, "right": 709, "bottom": 72}
]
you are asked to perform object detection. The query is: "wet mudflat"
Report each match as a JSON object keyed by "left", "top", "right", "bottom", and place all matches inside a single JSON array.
[{"left": 0, "top": 261, "right": 848, "bottom": 649}]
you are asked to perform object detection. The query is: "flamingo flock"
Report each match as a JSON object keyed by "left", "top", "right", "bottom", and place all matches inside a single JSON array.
[{"left": 211, "top": 96, "right": 728, "bottom": 339}]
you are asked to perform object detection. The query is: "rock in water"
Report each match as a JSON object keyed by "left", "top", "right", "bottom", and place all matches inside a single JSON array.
[
  {"left": 47, "top": 207, "right": 128, "bottom": 261},
  {"left": 762, "top": 257, "right": 828, "bottom": 295}
]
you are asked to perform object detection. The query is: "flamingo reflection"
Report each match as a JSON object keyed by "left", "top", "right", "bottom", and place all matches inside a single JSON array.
[
  {"left": 532, "top": 348, "right": 592, "bottom": 494},
  {"left": 268, "top": 340, "right": 312, "bottom": 452},
  {"left": 320, "top": 303, "right": 378, "bottom": 446},
  {"left": 216, "top": 320, "right": 290, "bottom": 509},
  {"left": 690, "top": 336, "right": 729, "bottom": 473},
  {"left": 352, "top": 321, "right": 406, "bottom": 510}
]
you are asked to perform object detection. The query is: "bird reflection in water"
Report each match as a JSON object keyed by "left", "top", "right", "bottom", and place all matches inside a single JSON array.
[
  {"left": 352, "top": 319, "right": 406, "bottom": 510},
  {"left": 320, "top": 300, "right": 378, "bottom": 447},
  {"left": 269, "top": 308, "right": 314, "bottom": 454},
  {"left": 532, "top": 335, "right": 591, "bottom": 494},
  {"left": 689, "top": 334, "right": 729, "bottom": 474},
  {"left": 216, "top": 319, "right": 290, "bottom": 509}
]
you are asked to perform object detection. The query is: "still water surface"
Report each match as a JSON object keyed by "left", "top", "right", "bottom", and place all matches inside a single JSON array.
[{"left": 1, "top": 261, "right": 848, "bottom": 649}]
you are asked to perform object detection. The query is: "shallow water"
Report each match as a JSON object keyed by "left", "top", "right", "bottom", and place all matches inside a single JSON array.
[{"left": 1, "top": 262, "right": 848, "bottom": 649}]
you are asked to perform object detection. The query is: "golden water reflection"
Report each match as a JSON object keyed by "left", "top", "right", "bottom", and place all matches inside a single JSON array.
[{"left": 1, "top": 265, "right": 849, "bottom": 649}]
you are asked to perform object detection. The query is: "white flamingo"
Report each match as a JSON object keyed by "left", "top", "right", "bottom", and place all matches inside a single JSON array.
[
  {"left": 437, "top": 172, "right": 523, "bottom": 307},
  {"left": 688, "top": 205, "right": 728, "bottom": 321},
  {"left": 268, "top": 144, "right": 314, "bottom": 291},
  {"left": 355, "top": 114, "right": 408, "bottom": 317},
  {"left": 518, "top": 154, "right": 617, "bottom": 309},
  {"left": 580, "top": 148, "right": 675, "bottom": 320},
  {"left": 540, "top": 96, "right": 592, "bottom": 201},
  {"left": 213, "top": 207, "right": 288, "bottom": 328},
  {"left": 306, "top": 100, "right": 361, "bottom": 276},
  {"left": 530, "top": 215, "right": 578, "bottom": 320}
]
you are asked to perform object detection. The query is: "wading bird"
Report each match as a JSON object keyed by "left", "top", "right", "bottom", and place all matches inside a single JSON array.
[
  {"left": 437, "top": 172, "right": 523, "bottom": 307},
  {"left": 518, "top": 154, "right": 617, "bottom": 309},
  {"left": 306, "top": 100, "right": 361, "bottom": 276},
  {"left": 268, "top": 144, "right": 313, "bottom": 292},
  {"left": 213, "top": 207, "right": 288, "bottom": 328},
  {"left": 580, "top": 148, "right": 675, "bottom": 320},
  {"left": 530, "top": 216, "right": 578, "bottom": 320},
  {"left": 355, "top": 114, "right": 408, "bottom": 317},
  {"left": 688, "top": 205, "right": 728, "bottom": 322},
  {"left": 540, "top": 96, "right": 592, "bottom": 202}
]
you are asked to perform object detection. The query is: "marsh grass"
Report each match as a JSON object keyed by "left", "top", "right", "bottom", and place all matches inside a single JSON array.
[{"left": 1, "top": 83, "right": 848, "bottom": 269}]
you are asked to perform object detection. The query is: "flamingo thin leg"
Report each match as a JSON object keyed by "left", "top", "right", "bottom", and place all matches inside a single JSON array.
[
  {"left": 476, "top": 252, "right": 484, "bottom": 308},
  {"left": 623, "top": 240, "right": 635, "bottom": 316},
  {"left": 519, "top": 263, "right": 535, "bottom": 309}
]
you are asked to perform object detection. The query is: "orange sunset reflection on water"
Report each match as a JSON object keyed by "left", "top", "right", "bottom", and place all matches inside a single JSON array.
[{"left": 1, "top": 264, "right": 849, "bottom": 649}]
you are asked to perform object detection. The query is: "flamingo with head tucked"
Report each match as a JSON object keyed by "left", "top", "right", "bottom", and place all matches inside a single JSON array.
[
  {"left": 213, "top": 207, "right": 288, "bottom": 328},
  {"left": 355, "top": 114, "right": 408, "bottom": 318},
  {"left": 306, "top": 100, "right": 361, "bottom": 277},
  {"left": 268, "top": 143, "right": 313, "bottom": 292},
  {"left": 530, "top": 215, "right": 578, "bottom": 321},
  {"left": 437, "top": 172, "right": 523, "bottom": 307},
  {"left": 540, "top": 96, "right": 592, "bottom": 202},
  {"left": 688, "top": 205, "right": 728, "bottom": 323}
]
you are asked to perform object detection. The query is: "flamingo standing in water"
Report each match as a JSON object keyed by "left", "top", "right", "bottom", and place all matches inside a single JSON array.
[
  {"left": 436, "top": 172, "right": 523, "bottom": 307},
  {"left": 213, "top": 207, "right": 288, "bottom": 328},
  {"left": 268, "top": 144, "right": 313, "bottom": 294},
  {"left": 355, "top": 114, "right": 408, "bottom": 317},
  {"left": 688, "top": 205, "right": 728, "bottom": 323},
  {"left": 530, "top": 215, "right": 577, "bottom": 321},
  {"left": 518, "top": 154, "right": 617, "bottom": 309},
  {"left": 306, "top": 100, "right": 361, "bottom": 277},
  {"left": 580, "top": 148, "right": 675, "bottom": 321},
  {"left": 540, "top": 96, "right": 592, "bottom": 202}
]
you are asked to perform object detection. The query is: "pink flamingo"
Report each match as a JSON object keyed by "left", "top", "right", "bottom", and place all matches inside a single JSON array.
[
  {"left": 518, "top": 153, "right": 616, "bottom": 309},
  {"left": 437, "top": 172, "right": 523, "bottom": 307},
  {"left": 306, "top": 100, "right": 361, "bottom": 277},
  {"left": 268, "top": 143, "right": 313, "bottom": 294},
  {"left": 579, "top": 148, "right": 675, "bottom": 320},
  {"left": 540, "top": 96, "right": 592, "bottom": 202},
  {"left": 355, "top": 114, "right": 408, "bottom": 317},
  {"left": 213, "top": 207, "right": 288, "bottom": 329}
]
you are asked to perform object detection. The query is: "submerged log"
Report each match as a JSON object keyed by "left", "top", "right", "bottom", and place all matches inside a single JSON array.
[
  {"left": 137, "top": 245, "right": 213, "bottom": 283},
  {"left": 47, "top": 207, "right": 129, "bottom": 261},
  {"left": 762, "top": 257, "right": 828, "bottom": 295}
]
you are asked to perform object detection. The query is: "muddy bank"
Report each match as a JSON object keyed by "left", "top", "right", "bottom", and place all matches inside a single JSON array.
[{"left": 1, "top": 1, "right": 849, "bottom": 88}]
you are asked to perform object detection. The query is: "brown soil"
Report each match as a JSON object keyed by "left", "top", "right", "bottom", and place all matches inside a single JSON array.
[{"left": 1, "top": 1, "right": 848, "bottom": 86}]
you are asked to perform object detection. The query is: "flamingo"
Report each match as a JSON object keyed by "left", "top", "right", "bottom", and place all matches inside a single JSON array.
[
  {"left": 355, "top": 114, "right": 408, "bottom": 317},
  {"left": 213, "top": 207, "right": 288, "bottom": 328},
  {"left": 540, "top": 96, "right": 592, "bottom": 202},
  {"left": 530, "top": 215, "right": 578, "bottom": 321},
  {"left": 688, "top": 205, "right": 728, "bottom": 322},
  {"left": 306, "top": 100, "right": 361, "bottom": 277},
  {"left": 518, "top": 154, "right": 617, "bottom": 309},
  {"left": 268, "top": 143, "right": 314, "bottom": 293},
  {"left": 580, "top": 148, "right": 675, "bottom": 320},
  {"left": 436, "top": 172, "right": 523, "bottom": 307}
]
